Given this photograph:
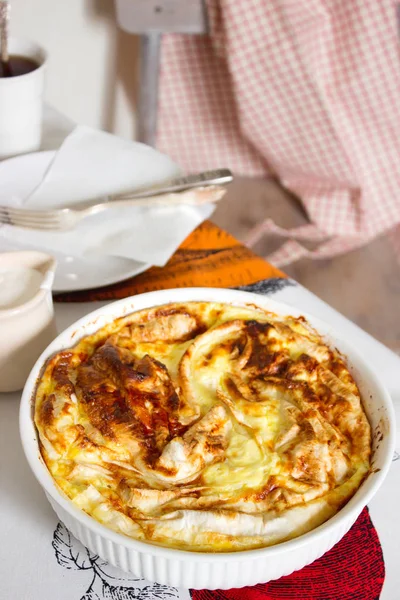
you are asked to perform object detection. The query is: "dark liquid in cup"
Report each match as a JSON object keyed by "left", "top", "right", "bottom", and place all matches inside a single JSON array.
[{"left": 0, "top": 55, "right": 39, "bottom": 78}]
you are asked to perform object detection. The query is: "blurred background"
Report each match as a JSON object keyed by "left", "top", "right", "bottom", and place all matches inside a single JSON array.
[{"left": 12, "top": 1, "right": 138, "bottom": 137}]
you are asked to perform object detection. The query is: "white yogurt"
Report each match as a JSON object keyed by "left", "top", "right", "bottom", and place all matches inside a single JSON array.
[{"left": 0, "top": 267, "right": 44, "bottom": 309}]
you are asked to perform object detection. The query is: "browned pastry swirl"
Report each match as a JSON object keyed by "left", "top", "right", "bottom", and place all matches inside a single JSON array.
[{"left": 34, "top": 302, "right": 371, "bottom": 551}]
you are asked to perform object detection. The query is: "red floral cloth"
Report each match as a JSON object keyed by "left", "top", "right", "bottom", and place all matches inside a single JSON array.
[
  {"left": 158, "top": 0, "right": 400, "bottom": 266},
  {"left": 191, "top": 508, "right": 384, "bottom": 599}
]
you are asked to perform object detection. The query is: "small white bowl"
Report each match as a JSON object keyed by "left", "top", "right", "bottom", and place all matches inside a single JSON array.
[
  {"left": 19, "top": 288, "right": 395, "bottom": 589},
  {"left": 0, "top": 251, "right": 57, "bottom": 392}
]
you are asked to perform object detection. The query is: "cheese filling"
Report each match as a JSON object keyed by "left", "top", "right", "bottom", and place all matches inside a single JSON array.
[{"left": 34, "top": 302, "right": 371, "bottom": 552}]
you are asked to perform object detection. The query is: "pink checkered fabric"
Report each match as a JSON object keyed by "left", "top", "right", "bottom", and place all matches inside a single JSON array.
[{"left": 157, "top": 0, "right": 400, "bottom": 266}]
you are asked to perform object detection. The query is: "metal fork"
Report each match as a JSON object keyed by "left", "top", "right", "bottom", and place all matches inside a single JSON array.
[
  {"left": 0, "top": 185, "right": 227, "bottom": 231},
  {"left": 0, "top": 168, "right": 232, "bottom": 231},
  {"left": 119, "top": 168, "right": 232, "bottom": 198}
]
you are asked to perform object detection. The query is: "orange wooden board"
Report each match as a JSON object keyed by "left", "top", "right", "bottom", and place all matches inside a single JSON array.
[{"left": 55, "top": 221, "right": 285, "bottom": 302}]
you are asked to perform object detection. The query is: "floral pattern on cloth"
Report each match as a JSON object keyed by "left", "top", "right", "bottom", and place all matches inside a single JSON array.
[
  {"left": 52, "top": 523, "right": 181, "bottom": 600},
  {"left": 157, "top": 0, "right": 400, "bottom": 266}
]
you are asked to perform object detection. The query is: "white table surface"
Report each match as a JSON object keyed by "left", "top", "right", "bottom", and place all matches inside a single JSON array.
[{"left": 0, "top": 111, "right": 398, "bottom": 599}]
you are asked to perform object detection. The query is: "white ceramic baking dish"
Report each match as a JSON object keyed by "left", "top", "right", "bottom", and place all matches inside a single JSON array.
[{"left": 20, "top": 288, "right": 395, "bottom": 589}]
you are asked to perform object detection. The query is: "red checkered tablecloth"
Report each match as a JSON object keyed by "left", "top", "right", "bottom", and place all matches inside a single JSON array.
[{"left": 157, "top": 0, "right": 400, "bottom": 265}]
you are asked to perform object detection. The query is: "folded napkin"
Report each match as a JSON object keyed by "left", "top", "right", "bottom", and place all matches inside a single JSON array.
[{"left": 0, "top": 126, "right": 214, "bottom": 266}]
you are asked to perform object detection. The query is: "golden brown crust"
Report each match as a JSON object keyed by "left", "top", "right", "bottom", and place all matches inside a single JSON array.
[{"left": 34, "top": 302, "right": 371, "bottom": 552}]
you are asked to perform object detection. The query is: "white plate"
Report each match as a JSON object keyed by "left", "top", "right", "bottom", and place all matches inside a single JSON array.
[{"left": 0, "top": 151, "right": 179, "bottom": 292}]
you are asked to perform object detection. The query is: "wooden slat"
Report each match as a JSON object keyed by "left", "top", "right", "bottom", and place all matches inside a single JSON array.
[
  {"left": 115, "top": 0, "right": 208, "bottom": 34},
  {"left": 137, "top": 33, "right": 161, "bottom": 146}
]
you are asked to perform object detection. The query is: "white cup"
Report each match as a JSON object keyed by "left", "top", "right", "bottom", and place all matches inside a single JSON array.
[{"left": 0, "top": 38, "right": 47, "bottom": 160}]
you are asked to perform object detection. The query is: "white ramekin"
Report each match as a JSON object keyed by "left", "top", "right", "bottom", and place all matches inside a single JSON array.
[
  {"left": 19, "top": 288, "right": 395, "bottom": 589},
  {"left": 0, "top": 251, "right": 57, "bottom": 392}
]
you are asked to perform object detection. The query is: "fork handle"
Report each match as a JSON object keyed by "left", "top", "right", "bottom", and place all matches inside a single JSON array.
[
  {"left": 81, "top": 186, "right": 227, "bottom": 218},
  {"left": 112, "top": 168, "right": 233, "bottom": 200}
]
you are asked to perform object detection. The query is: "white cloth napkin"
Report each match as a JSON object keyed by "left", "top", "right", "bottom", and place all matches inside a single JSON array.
[{"left": 0, "top": 126, "right": 214, "bottom": 266}]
